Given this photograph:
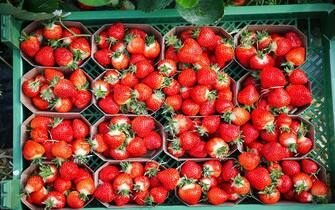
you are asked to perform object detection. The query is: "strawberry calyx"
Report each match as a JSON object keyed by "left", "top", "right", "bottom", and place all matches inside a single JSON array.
[
  {"left": 31, "top": 156, "right": 46, "bottom": 166},
  {"left": 165, "top": 35, "right": 183, "bottom": 50},
  {"left": 51, "top": 158, "right": 64, "bottom": 168},
  {"left": 73, "top": 154, "right": 89, "bottom": 164},
  {"left": 240, "top": 30, "right": 255, "bottom": 44},
  {"left": 28, "top": 80, "right": 41, "bottom": 91},
  {"left": 256, "top": 30, "right": 269, "bottom": 42},
  {"left": 178, "top": 177, "right": 196, "bottom": 187},
  {"left": 145, "top": 35, "right": 155, "bottom": 46},
  {"left": 221, "top": 111, "right": 236, "bottom": 124},
  {"left": 40, "top": 87, "right": 55, "bottom": 103},
  {"left": 231, "top": 174, "right": 245, "bottom": 188},
  {"left": 50, "top": 117, "right": 63, "bottom": 128},
  {"left": 195, "top": 125, "right": 208, "bottom": 137},
  {"left": 38, "top": 165, "right": 54, "bottom": 180},
  {"left": 259, "top": 185, "right": 276, "bottom": 195},
  {"left": 294, "top": 181, "right": 309, "bottom": 193},
  {"left": 192, "top": 28, "right": 200, "bottom": 39}
]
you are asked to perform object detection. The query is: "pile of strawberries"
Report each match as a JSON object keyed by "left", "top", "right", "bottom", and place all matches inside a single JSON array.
[
  {"left": 91, "top": 115, "right": 162, "bottom": 160},
  {"left": 22, "top": 68, "right": 92, "bottom": 112},
  {"left": 23, "top": 162, "right": 95, "bottom": 209},
  {"left": 166, "top": 114, "right": 240, "bottom": 159},
  {"left": 235, "top": 29, "right": 305, "bottom": 71},
  {"left": 162, "top": 27, "right": 235, "bottom": 116},
  {"left": 94, "top": 161, "right": 179, "bottom": 206},
  {"left": 238, "top": 67, "right": 312, "bottom": 114},
  {"left": 92, "top": 23, "right": 165, "bottom": 114},
  {"left": 23, "top": 116, "right": 91, "bottom": 164},
  {"left": 20, "top": 21, "right": 91, "bottom": 68},
  {"left": 237, "top": 157, "right": 328, "bottom": 204},
  {"left": 93, "top": 23, "right": 161, "bottom": 69},
  {"left": 177, "top": 160, "right": 248, "bottom": 205},
  {"left": 242, "top": 113, "right": 313, "bottom": 159}
]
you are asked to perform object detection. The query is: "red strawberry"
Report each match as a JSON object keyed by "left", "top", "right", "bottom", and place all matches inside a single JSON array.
[
  {"left": 292, "top": 172, "right": 313, "bottom": 192},
  {"left": 54, "top": 47, "right": 75, "bottom": 68},
  {"left": 66, "top": 191, "right": 85, "bottom": 209},
  {"left": 238, "top": 152, "right": 260, "bottom": 171},
  {"left": 188, "top": 141, "right": 207, "bottom": 158},
  {"left": 51, "top": 140, "right": 72, "bottom": 160},
  {"left": 301, "top": 159, "right": 318, "bottom": 174},
  {"left": 219, "top": 123, "right": 241, "bottom": 143},
  {"left": 215, "top": 41, "right": 234, "bottom": 65},
  {"left": 177, "top": 38, "right": 202, "bottom": 63},
  {"left": 158, "top": 59, "right": 176, "bottom": 77},
  {"left": 134, "top": 83, "right": 152, "bottom": 102},
  {"left": 146, "top": 91, "right": 165, "bottom": 111},
  {"left": 113, "top": 84, "right": 132, "bottom": 105},
  {"left": 220, "top": 159, "right": 239, "bottom": 181},
  {"left": 32, "top": 95, "right": 49, "bottom": 110},
  {"left": 163, "top": 79, "right": 180, "bottom": 96},
  {"left": 70, "top": 68, "right": 87, "bottom": 88},
  {"left": 34, "top": 46, "right": 55, "bottom": 66},
  {"left": 214, "top": 72, "right": 231, "bottom": 90},
  {"left": 235, "top": 42, "right": 257, "bottom": 68},
  {"left": 54, "top": 79, "right": 77, "bottom": 98},
  {"left": 286, "top": 85, "right": 312, "bottom": 107},
  {"left": 111, "top": 52, "right": 129, "bottom": 70},
  {"left": 148, "top": 187, "right": 168, "bottom": 204},
  {"left": 54, "top": 98, "right": 73, "bottom": 113},
  {"left": 131, "top": 116, "right": 155, "bottom": 137},
  {"left": 23, "top": 140, "right": 45, "bottom": 161},
  {"left": 107, "top": 22, "right": 125, "bottom": 41},
  {"left": 261, "top": 142, "right": 287, "bottom": 162},
  {"left": 126, "top": 35, "right": 145, "bottom": 54},
  {"left": 24, "top": 175, "right": 44, "bottom": 194},
  {"left": 22, "top": 79, "right": 41, "bottom": 97},
  {"left": 256, "top": 31, "right": 272, "bottom": 50},
  {"left": 215, "top": 98, "right": 233, "bottom": 114},
  {"left": 72, "top": 119, "right": 89, "bottom": 138},
  {"left": 27, "top": 187, "right": 47, "bottom": 205},
  {"left": 95, "top": 31, "right": 109, "bottom": 49},
  {"left": 260, "top": 128, "right": 279, "bottom": 142},
  {"left": 59, "top": 161, "right": 79, "bottom": 181},
  {"left": 259, "top": 66, "right": 287, "bottom": 89},
  {"left": 50, "top": 118, "right": 73, "bottom": 142},
  {"left": 270, "top": 37, "right": 292, "bottom": 56},
  {"left": 288, "top": 68, "right": 308, "bottom": 85},
  {"left": 94, "top": 182, "right": 115, "bottom": 203},
  {"left": 237, "top": 84, "right": 260, "bottom": 106},
  {"left": 144, "top": 35, "right": 160, "bottom": 59},
  {"left": 199, "top": 115, "right": 220, "bottom": 135},
  {"left": 69, "top": 38, "right": 91, "bottom": 60},
  {"left": 120, "top": 72, "right": 138, "bottom": 87},
  {"left": 181, "top": 99, "right": 200, "bottom": 116},
  {"left": 43, "top": 23, "right": 62, "bottom": 40},
  {"left": 181, "top": 161, "right": 202, "bottom": 179},
  {"left": 143, "top": 131, "right": 162, "bottom": 150},
  {"left": 165, "top": 95, "right": 183, "bottom": 112},
  {"left": 241, "top": 123, "right": 259, "bottom": 145},
  {"left": 251, "top": 108, "right": 275, "bottom": 131},
  {"left": 206, "top": 137, "right": 229, "bottom": 158},
  {"left": 54, "top": 177, "right": 71, "bottom": 193},
  {"left": 20, "top": 35, "right": 40, "bottom": 57},
  {"left": 267, "top": 88, "right": 291, "bottom": 108},
  {"left": 282, "top": 160, "right": 300, "bottom": 176},
  {"left": 202, "top": 160, "right": 222, "bottom": 178},
  {"left": 276, "top": 114, "right": 292, "bottom": 131},
  {"left": 142, "top": 71, "right": 166, "bottom": 90},
  {"left": 43, "top": 191, "right": 65, "bottom": 209},
  {"left": 279, "top": 131, "right": 297, "bottom": 151},
  {"left": 208, "top": 187, "right": 229, "bottom": 205},
  {"left": 285, "top": 47, "right": 305, "bottom": 67},
  {"left": 165, "top": 46, "right": 179, "bottom": 61},
  {"left": 194, "top": 27, "right": 216, "bottom": 48},
  {"left": 98, "top": 95, "right": 120, "bottom": 114},
  {"left": 258, "top": 188, "right": 280, "bottom": 204},
  {"left": 132, "top": 60, "right": 154, "bottom": 79},
  {"left": 310, "top": 180, "right": 328, "bottom": 200},
  {"left": 179, "top": 131, "right": 200, "bottom": 151},
  {"left": 126, "top": 137, "right": 147, "bottom": 157},
  {"left": 178, "top": 183, "right": 202, "bottom": 205},
  {"left": 199, "top": 100, "right": 216, "bottom": 116},
  {"left": 197, "top": 66, "right": 218, "bottom": 86},
  {"left": 245, "top": 167, "right": 272, "bottom": 190},
  {"left": 94, "top": 49, "right": 112, "bottom": 67},
  {"left": 190, "top": 85, "right": 215, "bottom": 104},
  {"left": 93, "top": 80, "right": 110, "bottom": 99},
  {"left": 73, "top": 89, "right": 91, "bottom": 109},
  {"left": 157, "top": 168, "right": 180, "bottom": 190},
  {"left": 178, "top": 68, "right": 197, "bottom": 87},
  {"left": 285, "top": 32, "right": 302, "bottom": 48},
  {"left": 249, "top": 53, "right": 275, "bottom": 70}
]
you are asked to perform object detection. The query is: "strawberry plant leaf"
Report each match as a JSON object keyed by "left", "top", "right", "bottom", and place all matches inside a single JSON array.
[
  {"left": 23, "top": 0, "right": 59, "bottom": 13},
  {"left": 78, "top": 0, "right": 116, "bottom": 7},
  {"left": 137, "top": 0, "right": 174, "bottom": 12},
  {"left": 176, "top": 0, "right": 199, "bottom": 9},
  {"left": 177, "top": 0, "right": 225, "bottom": 25},
  {"left": 0, "top": 3, "right": 53, "bottom": 20}
]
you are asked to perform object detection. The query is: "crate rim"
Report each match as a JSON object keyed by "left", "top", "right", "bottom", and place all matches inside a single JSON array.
[{"left": 1, "top": 3, "right": 335, "bottom": 210}]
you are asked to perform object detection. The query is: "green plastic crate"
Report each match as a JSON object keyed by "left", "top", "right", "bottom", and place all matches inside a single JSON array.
[{"left": 1, "top": 3, "right": 335, "bottom": 210}]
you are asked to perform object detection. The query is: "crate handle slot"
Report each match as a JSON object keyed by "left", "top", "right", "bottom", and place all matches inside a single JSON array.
[{"left": 0, "top": 180, "right": 20, "bottom": 210}]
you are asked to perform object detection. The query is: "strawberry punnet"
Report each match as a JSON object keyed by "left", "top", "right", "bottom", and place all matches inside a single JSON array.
[{"left": 20, "top": 21, "right": 91, "bottom": 68}]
